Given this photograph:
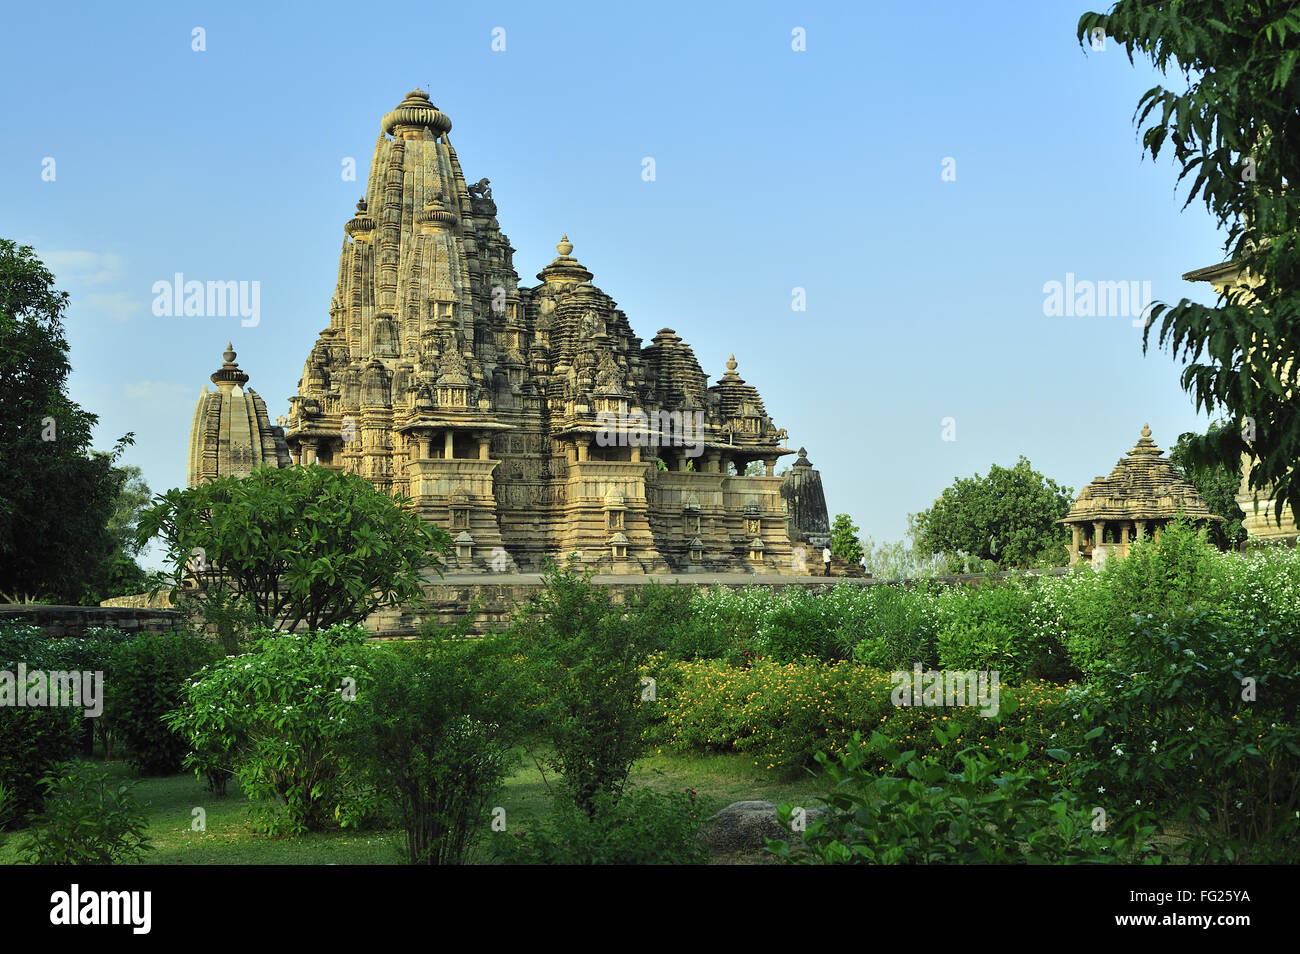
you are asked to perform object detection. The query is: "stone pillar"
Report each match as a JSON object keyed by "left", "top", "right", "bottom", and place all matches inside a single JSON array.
[
  {"left": 764, "top": 458, "right": 776, "bottom": 477},
  {"left": 678, "top": 454, "right": 689, "bottom": 472},
  {"left": 1154, "top": 524, "right": 1163, "bottom": 543},
  {"left": 1093, "top": 520, "right": 1105, "bottom": 549},
  {"left": 706, "top": 451, "right": 721, "bottom": 474},
  {"left": 1071, "top": 524, "right": 1080, "bottom": 557},
  {"left": 444, "top": 431, "right": 455, "bottom": 459},
  {"left": 478, "top": 437, "right": 491, "bottom": 461},
  {"left": 630, "top": 445, "right": 641, "bottom": 463},
  {"left": 419, "top": 437, "right": 432, "bottom": 460},
  {"left": 302, "top": 440, "right": 318, "bottom": 465},
  {"left": 576, "top": 440, "right": 588, "bottom": 462},
  {"left": 565, "top": 443, "right": 578, "bottom": 465},
  {"left": 1120, "top": 523, "right": 1130, "bottom": 546},
  {"left": 1136, "top": 519, "right": 1147, "bottom": 540}
]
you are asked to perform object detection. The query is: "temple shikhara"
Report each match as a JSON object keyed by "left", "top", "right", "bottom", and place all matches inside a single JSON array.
[
  {"left": 189, "top": 91, "right": 829, "bottom": 574},
  {"left": 187, "top": 344, "right": 290, "bottom": 487},
  {"left": 1059, "top": 423, "right": 1222, "bottom": 566}
]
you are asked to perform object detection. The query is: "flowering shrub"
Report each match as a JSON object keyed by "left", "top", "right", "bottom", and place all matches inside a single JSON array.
[
  {"left": 165, "top": 624, "right": 376, "bottom": 834},
  {"left": 1058, "top": 610, "right": 1300, "bottom": 863},
  {"left": 643, "top": 654, "right": 1069, "bottom": 775}
]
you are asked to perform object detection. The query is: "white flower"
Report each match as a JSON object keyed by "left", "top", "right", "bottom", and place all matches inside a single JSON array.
[
  {"left": 1135, "top": 799, "right": 1142, "bottom": 806},
  {"left": 1097, "top": 786, "right": 1106, "bottom": 793},
  {"left": 1149, "top": 741, "right": 1157, "bottom": 753}
]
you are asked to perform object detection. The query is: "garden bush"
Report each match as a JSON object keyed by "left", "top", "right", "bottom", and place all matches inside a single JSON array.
[
  {"left": 496, "top": 786, "right": 709, "bottom": 865},
  {"left": 166, "top": 623, "right": 376, "bottom": 834},
  {"left": 840, "top": 583, "right": 942, "bottom": 670},
  {"left": 107, "top": 630, "right": 216, "bottom": 775},
  {"left": 767, "top": 729, "right": 1158, "bottom": 864},
  {"left": 345, "top": 634, "right": 528, "bottom": 865},
  {"left": 936, "top": 580, "right": 1045, "bottom": 681},
  {"left": 754, "top": 587, "right": 838, "bottom": 661},
  {"left": 510, "top": 560, "right": 660, "bottom": 815},
  {"left": 1059, "top": 609, "right": 1300, "bottom": 863},
  {"left": 0, "top": 624, "right": 86, "bottom": 819},
  {"left": 21, "top": 760, "right": 153, "bottom": 864},
  {"left": 645, "top": 654, "right": 1068, "bottom": 775}
]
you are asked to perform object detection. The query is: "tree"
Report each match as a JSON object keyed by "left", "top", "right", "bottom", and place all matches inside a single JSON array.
[
  {"left": 911, "top": 457, "right": 1074, "bottom": 569},
  {"left": 829, "top": 513, "right": 864, "bottom": 564},
  {"left": 1170, "top": 422, "right": 1248, "bottom": 549},
  {"left": 859, "top": 535, "right": 943, "bottom": 581},
  {"left": 510, "top": 559, "right": 658, "bottom": 817},
  {"left": 1078, "top": 1, "right": 1300, "bottom": 527},
  {"left": 106, "top": 465, "right": 151, "bottom": 560},
  {"left": 0, "top": 239, "right": 133, "bottom": 603},
  {"left": 137, "top": 466, "right": 451, "bottom": 632}
]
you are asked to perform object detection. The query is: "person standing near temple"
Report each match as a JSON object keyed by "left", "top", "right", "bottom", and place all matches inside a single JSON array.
[{"left": 822, "top": 546, "right": 832, "bottom": 576}]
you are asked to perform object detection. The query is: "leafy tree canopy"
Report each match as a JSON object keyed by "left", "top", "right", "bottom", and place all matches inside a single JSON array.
[
  {"left": 137, "top": 466, "right": 451, "bottom": 631},
  {"left": 911, "top": 457, "right": 1074, "bottom": 569},
  {"left": 829, "top": 513, "right": 864, "bottom": 565},
  {"left": 0, "top": 239, "right": 134, "bottom": 603},
  {"left": 1078, "top": 0, "right": 1300, "bottom": 525},
  {"left": 1169, "top": 421, "right": 1248, "bottom": 549}
]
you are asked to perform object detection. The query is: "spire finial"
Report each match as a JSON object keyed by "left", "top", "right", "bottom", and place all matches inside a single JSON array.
[
  {"left": 1141, "top": 422, "right": 1151, "bottom": 439},
  {"left": 557, "top": 234, "right": 573, "bottom": 257},
  {"left": 726, "top": 354, "right": 737, "bottom": 372},
  {"left": 223, "top": 342, "right": 236, "bottom": 363}
]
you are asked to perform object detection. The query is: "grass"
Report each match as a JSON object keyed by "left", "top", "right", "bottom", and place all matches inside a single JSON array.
[{"left": 0, "top": 749, "right": 825, "bottom": 865}]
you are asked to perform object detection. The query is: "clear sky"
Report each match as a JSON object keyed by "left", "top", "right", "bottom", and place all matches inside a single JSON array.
[{"left": 1, "top": 0, "right": 1229, "bottom": 565}]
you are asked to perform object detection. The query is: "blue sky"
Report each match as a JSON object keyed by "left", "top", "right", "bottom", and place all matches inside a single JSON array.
[{"left": 1, "top": 1, "right": 1228, "bottom": 564}]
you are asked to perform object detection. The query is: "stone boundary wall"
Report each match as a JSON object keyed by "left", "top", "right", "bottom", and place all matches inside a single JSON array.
[
  {"left": 367, "top": 567, "right": 1074, "bottom": 637},
  {"left": 86, "top": 567, "right": 1074, "bottom": 640},
  {"left": 0, "top": 604, "right": 185, "bottom": 638},
  {"left": 99, "top": 592, "right": 176, "bottom": 610}
]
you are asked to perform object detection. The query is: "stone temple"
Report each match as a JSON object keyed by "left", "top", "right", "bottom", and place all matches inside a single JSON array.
[
  {"left": 1059, "top": 423, "right": 1222, "bottom": 566},
  {"left": 188, "top": 343, "right": 290, "bottom": 486},
  {"left": 192, "top": 91, "right": 831, "bottom": 574}
]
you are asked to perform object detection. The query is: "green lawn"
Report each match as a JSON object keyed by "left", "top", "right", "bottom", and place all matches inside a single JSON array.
[{"left": 0, "top": 750, "right": 823, "bottom": 865}]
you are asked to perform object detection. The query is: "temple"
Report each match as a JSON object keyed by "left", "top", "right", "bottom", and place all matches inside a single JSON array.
[
  {"left": 187, "top": 343, "right": 290, "bottom": 487},
  {"left": 1059, "top": 423, "right": 1222, "bottom": 566},
  {"left": 274, "top": 90, "right": 828, "bottom": 574}
]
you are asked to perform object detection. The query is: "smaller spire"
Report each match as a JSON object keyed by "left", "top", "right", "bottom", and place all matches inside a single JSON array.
[
  {"left": 210, "top": 343, "right": 250, "bottom": 390},
  {"left": 537, "top": 233, "right": 592, "bottom": 285}
]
